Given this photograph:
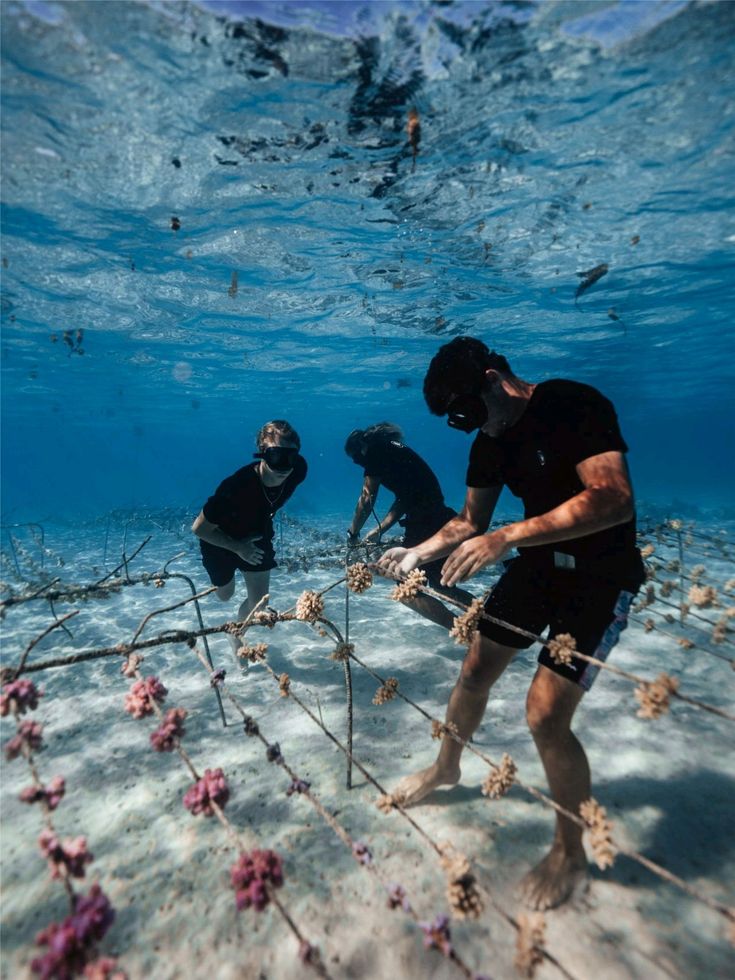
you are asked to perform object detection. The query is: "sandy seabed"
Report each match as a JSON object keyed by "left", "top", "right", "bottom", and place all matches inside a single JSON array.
[{"left": 1, "top": 516, "right": 733, "bottom": 980}]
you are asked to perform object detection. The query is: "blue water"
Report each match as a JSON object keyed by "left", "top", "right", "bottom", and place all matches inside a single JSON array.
[{"left": 1, "top": 0, "right": 734, "bottom": 524}]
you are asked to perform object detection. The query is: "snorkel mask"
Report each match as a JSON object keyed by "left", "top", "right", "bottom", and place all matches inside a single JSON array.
[
  {"left": 254, "top": 447, "right": 300, "bottom": 472},
  {"left": 446, "top": 393, "right": 488, "bottom": 433}
]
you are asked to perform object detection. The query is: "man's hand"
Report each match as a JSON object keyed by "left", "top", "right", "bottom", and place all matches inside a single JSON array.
[
  {"left": 377, "top": 547, "right": 421, "bottom": 578},
  {"left": 440, "top": 530, "right": 511, "bottom": 586},
  {"left": 233, "top": 534, "right": 264, "bottom": 565},
  {"left": 363, "top": 527, "right": 382, "bottom": 545}
]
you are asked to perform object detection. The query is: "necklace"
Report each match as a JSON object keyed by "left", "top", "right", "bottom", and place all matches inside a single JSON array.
[{"left": 260, "top": 476, "right": 287, "bottom": 516}]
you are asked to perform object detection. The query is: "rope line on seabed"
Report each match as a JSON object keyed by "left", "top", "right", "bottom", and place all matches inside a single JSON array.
[{"left": 3, "top": 543, "right": 734, "bottom": 930}]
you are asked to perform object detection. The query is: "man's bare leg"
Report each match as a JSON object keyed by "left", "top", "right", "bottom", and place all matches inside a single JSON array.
[
  {"left": 520, "top": 666, "right": 589, "bottom": 910},
  {"left": 239, "top": 570, "right": 271, "bottom": 621},
  {"left": 391, "top": 634, "right": 518, "bottom": 804}
]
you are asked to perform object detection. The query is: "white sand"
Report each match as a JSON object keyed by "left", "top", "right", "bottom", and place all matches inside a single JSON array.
[{"left": 1, "top": 518, "right": 733, "bottom": 979}]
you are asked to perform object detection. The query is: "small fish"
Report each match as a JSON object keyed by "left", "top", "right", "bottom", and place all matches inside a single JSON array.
[
  {"left": 228, "top": 270, "right": 238, "bottom": 298},
  {"left": 630, "top": 235, "right": 640, "bottom": 245},
  {"left": 171, "top": 216, "right": 181, "bottom": 231},
  {"left": 407, "top": 108, "right": 421, "bottom": 172},
  {"left": 575, "top": 263, "right": 608, "bottom": 302},
  {"left": 607, "top": 308, "right": 620, "bottom": 321}
]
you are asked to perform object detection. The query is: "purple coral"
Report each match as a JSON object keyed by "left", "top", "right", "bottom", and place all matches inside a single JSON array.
[
  {"left": 1, "top": 678, "right": 41, "bottom": 716},
  {"left": 124, "top": 676, "right": 167, "bottom": 718},
  {"left": 286, "top": 778, "right": 310, "bottom": 797},
  {"left": 387, "top": 883, "right": 411, "bottom": 912},
  {"left": 183, "top": 768, "right": 229, "bottom": 817},
  {"left": 209, "top": 668, "right": 226, "bottom": 687},
  {"left": 31, "top": 884, "right": 115, "bottom": 978},
  {"left": 243, "top": 716, "right": 259, "bottom": 737},
  {"left": 38, "top": 829, "right": 94, "bottom": 879},
  {"left": 20, "top": 775, "right": 65, "bottom": 810},
  {"left": 420, "top": 914, "right": 453, "bottom": 958},
  {"left": 149, "top": 708, "right": 187, "bottom": 752},
  {"left": 230, "top": 849, "right": 284, "bottom": 912},
  {"left": 5, "top": 719, "right": 44, "bottom": 760},
  {"left": 265, "top": 743, "right": 283, "bottom": 765},
  {"left": 352, "top": 841, "right": 373, "bottom": 866}
]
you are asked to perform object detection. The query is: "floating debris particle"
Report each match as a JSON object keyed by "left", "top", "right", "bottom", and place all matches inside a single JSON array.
[
  {"left": 575, "top": 263, "right": 608, "bottom": 301},
  {"left": 407, "top": 107, "right": 420, "bottom": 171},
  {"left": 607, "top": 308, "right": 620, "bottom": 322},
  {"left": 582, "top": 202, "right": 592, "bottom": 210},
  {"left": 228, "top": 271, "right": 238, "bottom": 298},
  {"left": 172, "top": 157, "right": 182, "bottom": 168},
  {"left": 631, "top": 235, "right": 640, "bottom": 245},
  {"left": 171, "top": 216, "right": 181, "bottom": 231}
]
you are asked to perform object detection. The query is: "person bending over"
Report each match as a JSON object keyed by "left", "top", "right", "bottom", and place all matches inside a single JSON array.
[
  {"left": 345, "top": 422, "right": 474, "bottom": 629},
  {"left": 378, "top": 338, "right": 644, "bottom": 911},
  {"left": 192, "top": 420, "right": 307, "bottom": 652}
]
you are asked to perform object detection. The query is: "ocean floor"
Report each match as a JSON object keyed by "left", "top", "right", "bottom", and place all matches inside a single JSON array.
[{"left": 1, "top": 512, "right": 733, "bottom": 980}]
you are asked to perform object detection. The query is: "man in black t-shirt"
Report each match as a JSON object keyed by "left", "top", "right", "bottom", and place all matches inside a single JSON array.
[
  {"left": 379, "top": 337, "right": 644, "bottom": 911},
  {"left": 192, "top": 420, "right": 307, "bottom": 655},
  {"left": 345, "top": 422, "right": 473, "bottom": 628}
]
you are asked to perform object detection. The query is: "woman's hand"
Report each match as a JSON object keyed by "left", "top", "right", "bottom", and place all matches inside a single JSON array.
[{"left": 233, "top": 534, "right": 264, "bottom": 565}]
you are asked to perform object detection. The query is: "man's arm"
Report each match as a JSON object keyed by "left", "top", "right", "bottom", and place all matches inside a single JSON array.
[
  {"left": 191, "top": 511, "right": 264, "bottom": 564},
  {"left": 348, "top": 474, "right": 381, "bottom": 539},
  {"left": 440, "top": 451, "right": 633, "bottom": 586},
  {"left": 378, "top": 485, "right": 502, "bottom": 576}
]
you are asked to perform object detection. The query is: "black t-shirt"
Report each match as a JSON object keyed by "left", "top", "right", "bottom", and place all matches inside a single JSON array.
[
  {"left": 363, "top": 439, "right": 445, "bottom": 517},
  {"left": 202, "top": 457, "right": 307, "bottom": 541},
  {"left": 466, "top": 380, "right": 638, "bottom": 567}
]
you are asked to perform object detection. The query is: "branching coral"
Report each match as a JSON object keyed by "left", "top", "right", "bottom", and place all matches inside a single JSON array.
[
  {"left": 688, "top": 584, "right": 718, "bottom": 608},
  {"left": 183, "top": 768, "right": 229, "bottom": 817},
  {"left": 514, "top": 913, "right": 546, "bottom": 978},
  {"left": 376, "top": 793, "right": 401, "bottom": 814},
  {"left": 120, "top": 653, "right": 143, "bottom": 678},
  {"left": 230, "top": 849, "right": 284, "bottom": 912},
  {"left": 546, "top": 633, "right": 577, "bottom": 667},
  {"left": 32, "top": 885, "right": 115, "bottom": 979},
  {"left": 38, "top": 829, "right": 93, "bottom": 879},
  {"left": 449, "top": 598, "right": 485, "bottom": 646},
  {"left": 20, "top": 775, "right": 65, "bottom": 810},
  {"left": 419, "top": 914, "right": 453, "bottom": 957},
  {"left": 579, "top": 798, "right": 616, "bottom": 869},
  {"left": 295, "top": 590, "right": 324, "bottom": 622},
  {"left": 635, "top": 672, "right": 679, "bottom": 719},
  {"left": 329, "top": 642, "right": 353, "bottom": 662},
  {"left": 123, "top": 676, "right": 167, "bottom": 719},
  {"left": 431, "top": 719, "right": 459, "bottom": 741},
  {"left": 346, "top": 562, "right": 373, "bottom": 594},
  {"left": 440, "top": 849, "right": 484, "bottom": 920},
  {"left": 372, "top": 677, "right": 399, "bottom": 705},
  {"left": 1, "top": 678, "right": 41, "bottom": 716},
  {"left": 481, "top": 753, "right": 517, "bottom": 800},
  {"left": 5, "top": 719, "right": 43, "bottom": 760},
  {"left": 238, "top": 642, "right": 268, "bottom": 664},
  {"left": 387, "top": 883, "right": 411, "bottom": 912},
  {"left": 352, "top": 841, "right": 373, "bottom": 866},
  {"left": 149, "top": 708, "right": 187, "bottom": 752},
  {"left": 278, "top": 673, "right": 291, "bottom": 698},
  {"left": 390, "top": 569, "right": 427, "bottom": 602}
]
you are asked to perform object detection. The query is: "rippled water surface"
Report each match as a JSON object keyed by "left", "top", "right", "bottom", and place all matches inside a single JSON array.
[{"left": 2, "top": 0, "right": 734, "bottom": 519}]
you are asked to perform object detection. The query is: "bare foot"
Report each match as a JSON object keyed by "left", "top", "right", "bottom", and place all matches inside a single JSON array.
[
  {"left": 391, "top": 762, "right": 461, "bottom": 806},
  {"left": 519, "top": 846, "right": 588, "bottom": 911}
]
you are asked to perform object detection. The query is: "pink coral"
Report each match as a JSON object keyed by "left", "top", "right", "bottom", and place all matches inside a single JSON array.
[
  {"left": 38, "top": 829, "right": 94, "bottom": 879},
  {"left": 83, "top": 957, "right": 127, "bottom": 979},
  {"left": 1, "top": 678, "right": 41, "bottom": 716},
  {"left": 5, "top": 719, "right": 44, "bottom": 760},
  {"left": 124, "top": 676, "right": 167, "bottom": 719},
  {"left": 32, "top": 885, "right": 115, "bottom": 978},
  {"left": 149, "top": 708, "right": 187, "bottom": 752},
  {"left": 183, "top": 768, "right": 229, "bottom": 817},
  {"left": 230, "top": 849, "right": 284, "bottom": 912},
  {"left": 20, "top": 775, "right": 65, "bottom": 810}
]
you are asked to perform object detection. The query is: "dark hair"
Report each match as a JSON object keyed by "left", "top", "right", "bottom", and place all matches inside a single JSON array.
[
  {"left": 423, "top": 337, "right": 511, "bottom": 416},
  {"left": 256, "top": 419, "right": 301, "bottom": 451},
  {"left": 345, "top": 421, "right": 403, "bottom": 461}
]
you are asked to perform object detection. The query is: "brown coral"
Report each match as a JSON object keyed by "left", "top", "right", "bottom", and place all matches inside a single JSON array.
[
  {"left": 635, "top": 672, "right": 679, "bottom": 720},
  {"left": 481, "top": 753, "right": 517, "bottom": 799},
  {"left": 431, "top": 719, "right": 459, "bottom": 741},
  {"left": 346, "top": 562, "right": 373, "bottom": 594},
  {"left": 546, "top": 633, "right": 577, "bottom": 666},
  {"left": 391, "top": 569, "right": 427, "bottom": 602},
  {"left": 278, "top": 673, "right": 290, "bottom": 698},
  {"left": 295, "top": 590, "right": 325, "bottom": 622},
  {"left": 580, "top": 797, "right": 616, "bottom": 870},
  {"left": 329, "top": 642, "right": 353, "bottom": 662},
  {"left": 238, "top": 643, "right": 268, "bottom": 664},
  {"left": 688, "top": 584, "right": 718, "bottom": 608},
  {"left": 440, "top": 849, "right": 484, "bottom": 921},
  {"left": 373, "top": 677, "right": 399, "bottom": 706},
  {"left": 449, "top": 598, "right": 485, "bottom": 646}
]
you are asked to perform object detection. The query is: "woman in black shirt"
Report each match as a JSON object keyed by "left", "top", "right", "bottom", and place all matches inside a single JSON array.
[
  {"left": 192, "top": 420, "right": 307, "bottom": 651},
  {"left": 345, "top": 422, "right": 473, "bottom": 629}
]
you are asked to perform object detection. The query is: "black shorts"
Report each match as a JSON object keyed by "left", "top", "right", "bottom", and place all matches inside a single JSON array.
[
  {"left": 199, "top": 539, "right": 276, "bottom": 587},
  {"left": 403, "top": 505, "right": 456, "bottom": 589},
  {"left": 479, "top": 554, "right": 645, "bottom": 690}
]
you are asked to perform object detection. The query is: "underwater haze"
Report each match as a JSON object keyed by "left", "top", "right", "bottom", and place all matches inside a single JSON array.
[{"left": 1, "top": 0, "right": 735, "bottom": 523}]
